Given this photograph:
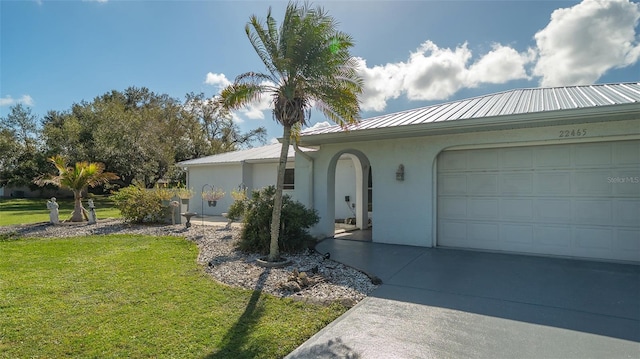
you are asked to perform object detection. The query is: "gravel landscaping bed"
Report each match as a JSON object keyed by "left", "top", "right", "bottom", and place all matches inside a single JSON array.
[{"left": 0, "top": 219, "right": 377, "bottom": 307}]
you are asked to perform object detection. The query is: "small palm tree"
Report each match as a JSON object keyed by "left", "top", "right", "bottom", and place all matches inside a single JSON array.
[
  {"left": 35, "top": 155, "right": 119, "bottom": 222},
  {"left": 221, "top": 2, "right": 362, "bottom": 261}
]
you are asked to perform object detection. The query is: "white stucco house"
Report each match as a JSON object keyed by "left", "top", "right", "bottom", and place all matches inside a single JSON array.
[
  {"left": 178, "top": 143, "right": 361, "bottom": 221},
  {"left": 293, "top": 82, "right": 640, "bottom": 263}
]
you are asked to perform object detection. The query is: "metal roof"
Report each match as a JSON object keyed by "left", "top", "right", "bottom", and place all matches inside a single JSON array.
[
  {"left": 301, "top": 82, "right": 640, "bottom": 136},
  {"left": 178, "top": 143, "right": 311, "bottom": 166}
]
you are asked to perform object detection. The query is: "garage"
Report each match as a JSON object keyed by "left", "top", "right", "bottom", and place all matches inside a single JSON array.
[{"left": 437, "top": 140, "right": 640, "bottom": 262}]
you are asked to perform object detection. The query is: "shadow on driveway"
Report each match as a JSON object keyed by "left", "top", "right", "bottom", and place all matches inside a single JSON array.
[
  {"left": 303, "top": 238, "right": 640, "bottom": 358},
  {"left": 372, "top": 248, "right": 640, "bottom": 342}
]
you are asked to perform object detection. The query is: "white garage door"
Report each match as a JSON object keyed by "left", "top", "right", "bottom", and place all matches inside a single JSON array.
[{"left": 437, "top": 140, "right": 640, "bottom": 262}]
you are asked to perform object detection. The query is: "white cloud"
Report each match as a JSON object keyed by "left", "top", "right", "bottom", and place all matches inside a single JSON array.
[
  {"left": 533, "top": 0, "right": 640, "bottom": 86},
  {"left": 402, "top": 41, "right": 473, "bottom": 102},
  {"left": 0, "top": 94, "right": 34, "bottom": 107},
  {"left": 354, "top": 57, "right": 404, "bottom": 112},
  {"left": 468, "top": 44, "right": 534, "bottom": 85},
  {"left": 204, "top": 72, "right": 232, "bottom": 90},
  {"left": 305, "top": 121, "right": 332, "bottom": 131},
  {"left": 356, "top": 41, "right": 532, "bottom": 111},
  {"left": 355, "top": 0, "right": 640, "bottom": 112}
]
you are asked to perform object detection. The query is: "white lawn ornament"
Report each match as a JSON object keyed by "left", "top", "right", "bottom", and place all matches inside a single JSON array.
[
  {"left": 170, "top": 201, "right": 180, "bottom": 225},
  {"left": 87, "top": 199, "right": 97, "bottom": 224},
  {"left": 47, "top": 197, "right": 59, "bottom": 224}
]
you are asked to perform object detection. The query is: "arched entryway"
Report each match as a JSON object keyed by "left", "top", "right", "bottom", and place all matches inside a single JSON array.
[{"left": 326, "top": 150, "right": 372, "bottom": 240}]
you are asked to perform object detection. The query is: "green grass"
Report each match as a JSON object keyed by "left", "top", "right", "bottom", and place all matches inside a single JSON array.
[
  {"left": 0, "top": 235, "right": 346, "bottom": 358},
  {"left": 0, "top": 197, "right": 121, "bottom": 226}
]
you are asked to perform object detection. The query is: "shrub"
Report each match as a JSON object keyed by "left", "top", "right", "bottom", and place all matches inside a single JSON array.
[
  {"left": 228, "top": 186, "right": 319, "bottom": 254},
  {"left": 111, "top": 185, "right": 170, "bottom": 223}
]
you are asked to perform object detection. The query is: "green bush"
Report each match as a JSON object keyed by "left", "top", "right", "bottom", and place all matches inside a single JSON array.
[
  {"left": 228, "top": 186, "right": 319, "bottom": 254},
  {"left": 111, "top": 185, "right": 169, "bottom": 223}
]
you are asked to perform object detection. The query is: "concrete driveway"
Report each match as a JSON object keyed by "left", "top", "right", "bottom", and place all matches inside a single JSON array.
[{"left": 286, "top": 239, "right": 640, "bottom": 358}]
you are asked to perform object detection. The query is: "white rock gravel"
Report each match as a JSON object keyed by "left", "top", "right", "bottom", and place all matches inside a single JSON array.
[{"left": 0, "top": 219, "right": 377, "bottom": 307}]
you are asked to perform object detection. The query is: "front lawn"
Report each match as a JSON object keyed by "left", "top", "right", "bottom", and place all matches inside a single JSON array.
[
  {"left": 0, "top": 234, "right": 345, "bottom": 358},
  {"left": 0, "top": 196, "right": 121, "bottom": 226}
]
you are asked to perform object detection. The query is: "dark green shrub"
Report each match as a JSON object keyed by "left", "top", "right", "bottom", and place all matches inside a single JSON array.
[
  {"left": 229, "top": 186, "right": 319, "bottom": 254},
  {"left": 111, "top": 185, "right": 169, "bottom": 223}
]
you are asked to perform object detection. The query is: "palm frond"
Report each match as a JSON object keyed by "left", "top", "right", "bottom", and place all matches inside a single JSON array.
[
  {"left": 220, "top": 82, "right": 269, "bottom": 111},
  {"left": 32, "top": 155, "right": 118, "bottom": 192},
  {"left": 246, "top": 15, "right": 279, "bottom": 78}
]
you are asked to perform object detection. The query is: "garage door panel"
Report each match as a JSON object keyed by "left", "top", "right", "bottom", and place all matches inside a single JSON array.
[
  {"left": 439, "top": 175, "right": 466, "bottom": 194},
  {"left": 536, "top": 199, "right": 572, "bottom": 223},
  {"left": 468, "top": 198, "right": 498, "bottom": 220},
  {"left": 439, "top": 197, "right": 467, "bottom": 218},
  {"left": 501, "top": 148, "right": 533, "bottom": 169},
  {"left": 534, "top": 226, "right": 572, "bottom": 248},
  {"left": 615, "top": 200, "right": 640, "bottom": 227},
  {"left": 439, "top": 220, "right": 467, "bottom": 243},
  {"left": 574, "top": 199, "right": 612, "bottom": 225},
  {"left": 574, "top": 227, "right": 613, "bottom": 251},
  {"left": 438, "top": 140, "right": 640, "bottom": 263},
  {"left": 574, "top": 171, "right": 613, "bottom": 196},
  {"left": 615, "top": 230, "right": 640, "bottom": 253},
  {"left": 500, "top": 224, "right": 533, "bottom": 244},
  {"left": 501, "top": 199, "right": 534, "bottom": 221},
  {"left": 614, "top": 141, "right": 640, "bottom": 165},
  {"left": 611, "top": 173, "right": 640, "bottom": 196},
  {"left": 468, "top": 223, "right": 499, "bottom": 243},
  {"left": 469, "top": 150, "right": 498, "bottom": 170},
  {"left": 535, "top": 145, "right": 572, "bottom": 168},
  {"left": 500, "top": 173, "right": 533, "bottom": 195},
  {"left": 574, "top": 142, "right": 612, "bottom": 167},
  {"left": 439, "top": 151, "right": 467, "bottom": 171},
  {"left": 468, "top": 174, "right": 498, "bottom": 194},
  {"left": 535, "top": 172, "right": 572, "bottom": 194}
]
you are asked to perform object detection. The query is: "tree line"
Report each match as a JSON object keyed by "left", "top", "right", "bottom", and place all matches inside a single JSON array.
[{"left": 0, "top": 87, "right": 266, "bottom": 192}]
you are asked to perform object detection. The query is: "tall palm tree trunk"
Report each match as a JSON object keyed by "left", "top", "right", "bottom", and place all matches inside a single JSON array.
[{"left": 269, "top": 125, "right": 292, "bottom": 261}]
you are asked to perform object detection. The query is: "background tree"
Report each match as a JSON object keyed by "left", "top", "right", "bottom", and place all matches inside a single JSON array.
[
  {"left": 221, "top": 2, "right": 363, "bottom": 261},
  {"left": 34, "top": 155, "right": 119, "bottom": 222},
  {"left": 41, "top": 87, "right": 266, "bottom": 189},
  {"left": 0, "top": 104, "right": 48, "bottom": 190},
  {"left": 182, "top": 92, "right": 266, "bottom": 158}
]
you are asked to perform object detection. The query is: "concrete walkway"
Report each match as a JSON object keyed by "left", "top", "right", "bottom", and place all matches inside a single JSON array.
[{"left": 287, "top": 238, "right": 640, "bottom": 358}]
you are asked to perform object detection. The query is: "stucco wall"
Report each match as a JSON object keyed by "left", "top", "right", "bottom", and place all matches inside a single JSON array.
[
  {"left": 187, "top": 164, "right": 242, "bottom": 216},
  {"left": 300, "top": 118, "right": 640, "bottom": 247},
  {"left": 186, "top": 161, "right": 298, "bottom": 216}
]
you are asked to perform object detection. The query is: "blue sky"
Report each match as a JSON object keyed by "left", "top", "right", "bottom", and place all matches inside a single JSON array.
[{"left": 2, "top": 0, "right": 639, "bottom": 143}]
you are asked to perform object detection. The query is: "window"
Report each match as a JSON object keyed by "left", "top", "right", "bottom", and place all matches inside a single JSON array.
[{"left": 284, "top": 168, "right": 295, "bottom": 190}]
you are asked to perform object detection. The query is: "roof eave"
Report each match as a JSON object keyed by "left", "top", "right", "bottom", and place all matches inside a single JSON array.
[
  {"left": 299, "top": 104, "right": 640, "bottom": 146},
  {"left": 177, "top": 156, "right": 296, "bottom": 168}
]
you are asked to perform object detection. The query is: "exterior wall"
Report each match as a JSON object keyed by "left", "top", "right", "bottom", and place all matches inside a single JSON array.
[
  {"left": 301, "top": 118, "right": 640, "bottom": 247},
  {"left": 251, "top": 162, "right": 295, "bottom": 197},
  {"left": 186, "top": 164, "right": 242, "bottom": 216},
  {"left": 186, "top": 160, "right": 301, "bottom": 216}
]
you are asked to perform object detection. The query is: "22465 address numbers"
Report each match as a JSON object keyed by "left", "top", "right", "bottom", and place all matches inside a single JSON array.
[{"left": 559, "top": 129, "right": 587, "bottom": 138}]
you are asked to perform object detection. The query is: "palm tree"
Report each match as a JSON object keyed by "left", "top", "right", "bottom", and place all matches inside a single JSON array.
[
  {"left": 220, "top": 2, "right": 363, "bottom": 261},
  {"left": 35, "top": 155, "right": 119, "bottom": 222}
]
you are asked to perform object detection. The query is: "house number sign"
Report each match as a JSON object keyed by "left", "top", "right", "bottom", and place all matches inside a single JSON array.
[{"left": 558, "top": 128, "right": 587, "bottom": 138}]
